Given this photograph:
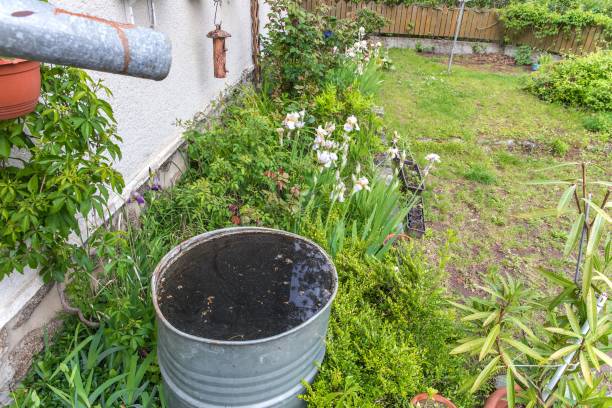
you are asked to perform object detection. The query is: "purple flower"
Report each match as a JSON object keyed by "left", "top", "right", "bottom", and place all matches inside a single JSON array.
[
  {"left": 150, "top": 176, "right": 162, "bottom": 191},
  {"left": 148, "top": 168, "right": 162, "bottom": 191},
  {"left": 130, "top": 191, "right": 145, "bottom": 205}
]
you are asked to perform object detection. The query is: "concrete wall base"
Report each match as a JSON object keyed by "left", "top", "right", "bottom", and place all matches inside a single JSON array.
[{"left": 372, "top": 36, "right": 525, "bottom": 58}]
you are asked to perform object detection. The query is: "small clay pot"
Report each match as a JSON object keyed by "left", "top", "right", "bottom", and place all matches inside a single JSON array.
[
  {"left": 384, "top": 233, "right": 411, "bottom": 245},
  {"left": 0, "top": 59, "right": 41, "bottom": 120},
  {"left": 410, "top": 393, "right": 457, "bottom": 408},
  {"left": 484, "top": 386, "right": 521, "bottom": 408}
]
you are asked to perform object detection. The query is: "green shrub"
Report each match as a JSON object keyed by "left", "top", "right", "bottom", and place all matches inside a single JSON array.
[
  {"left": 472, "top": 43, "right": 487, "bottom": 54},
  {"left": 0, "top": 65, "right": 124, "bottom": 282},
  {"left": 550, "top": 138, "right": 570, "bottom": 156},
  {"left": 450, "top": 163, "right": 611, "bottom": 405},
  {"left": 537, "top": 52, "right": 553, "bottom": 65},
  {"left": 582, "top": 112, "right": 612, "bottom": 133},
  {"left": 262, "top": 0, "right": 364, "bottom": 96},
  {"left": 514, "top": 45, "right": 533, "bottom": 65},
  {"left": 355, "top": 8, "right": 388, "bottom": 33},
  {"left": 301, "top": 240, "right": 477, "bottom": 407},
  {"left": 500, "top": 2, "right": 612, "bottom": 43},
  {"left": 525, "top": 50, "right": 612, "bottom": 111},
  {"left": 314, "top": 84, "right": 346, "bottom": 118}
]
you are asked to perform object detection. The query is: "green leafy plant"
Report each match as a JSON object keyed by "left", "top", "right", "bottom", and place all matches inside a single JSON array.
[
  {"left": 537, "top": 52, "right": 554, "bottom": 65},
  {"left": 262, "top": 0, "right": 364, "bottom": 96},
  {"left": 355, "top": 8, "right": 388, "bottom": 33},
  {"left": 514, "top": 44, "right": 533, "bottom": 65},
  {"left": 451, "top": 162, "right": 611, "bottom": 406},
  {"left": 550, "top": 138, "right": 570, "bottom": 156},
  {"left": 526, "top": 50, "right": 612, "bottom": 111},
  {"left": 582, "top": 112, "right": 612, "bottom": 133},
  {"left": 349, "top": 173, "right": 410, "bottom": 258},
  {"left": 12, "top": 323, "right": 163, "bottom": 407},
  {"left": 472, "top": 43, "right": 487, "bottom": 54},
  {"left": 415, "top": 41, "right": 435, "bottom": 53},
  {"left": 301, "top": 239, "right": 477, "bottom": 407},
  {"left": 0, "top": 65, "right": 124, "bottom": 282},
  {"left": 464, "top": 164, "right": 497, "bottom": 184},
  {"left": 501, "top": 1, "right": 612, "bottom": 44}
]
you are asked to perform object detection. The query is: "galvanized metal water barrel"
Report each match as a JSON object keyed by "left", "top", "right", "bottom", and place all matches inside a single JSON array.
[{"left": 152, "top": 227, "right": 338, "bottom": 407}]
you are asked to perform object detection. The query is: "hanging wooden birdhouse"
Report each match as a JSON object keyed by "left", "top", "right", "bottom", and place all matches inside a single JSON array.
[{"left": 207, "top": 24, "right": 231, "bottom": 78}]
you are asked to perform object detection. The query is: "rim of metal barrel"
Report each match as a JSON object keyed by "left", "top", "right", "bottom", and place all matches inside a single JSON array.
[{"left": 151, "top": 227, "right": 338, "bottom": 346}]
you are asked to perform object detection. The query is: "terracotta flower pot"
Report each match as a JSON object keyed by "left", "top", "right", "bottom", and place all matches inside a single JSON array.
[
  {"left": 410, "top": 393, "right": 457, "bottom": 408},
  {"left": 484, "top": 386, "right": 522, "bottom": 408},
  {"left": 384, "top": 232, "right": 411, "bottom": 245},
  {"left": 0, "top": 59, "right": 41, "bottom": 120}
]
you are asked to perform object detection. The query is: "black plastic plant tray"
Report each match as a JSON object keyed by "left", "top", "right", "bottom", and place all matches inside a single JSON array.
[
  {"left": 407, "top": 196, "right": 426, "bottom": 239},
  {"left": 395, "top": 157, "right": 424, "bottom": 193}
]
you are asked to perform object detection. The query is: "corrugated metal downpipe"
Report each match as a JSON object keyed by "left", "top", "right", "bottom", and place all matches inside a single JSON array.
[{"left": 0, "top": 0, "right": 171, "bottom": 80}]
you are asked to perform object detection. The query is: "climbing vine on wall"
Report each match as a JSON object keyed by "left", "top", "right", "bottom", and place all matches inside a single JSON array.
[
  {"left": 500, "top": 2, "right": 612, "bottom": 42},
  {"left": 0, "top": 65, "right": 124, "bottom": 282}
]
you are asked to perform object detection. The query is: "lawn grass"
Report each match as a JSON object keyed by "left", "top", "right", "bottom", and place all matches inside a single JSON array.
[{"left": 376, "top": 49, "right": 611, "bottom": 293}]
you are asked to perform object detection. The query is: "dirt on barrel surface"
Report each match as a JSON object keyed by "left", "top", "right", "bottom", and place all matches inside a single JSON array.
[{"left": 157, "top": 231, "right": 335, "bottom": 341}]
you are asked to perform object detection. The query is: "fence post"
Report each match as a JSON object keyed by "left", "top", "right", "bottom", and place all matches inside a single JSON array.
[{"left": 447, "top": 0, "right": 467, "bottom": 73}]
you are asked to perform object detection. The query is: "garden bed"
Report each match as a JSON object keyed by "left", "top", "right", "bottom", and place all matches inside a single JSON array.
[
  {"left": 6, "top": 4, "right": 610, "bottom": 407},
  {"left": 7, "top": 7, "right": 477, "bottom": 407}
]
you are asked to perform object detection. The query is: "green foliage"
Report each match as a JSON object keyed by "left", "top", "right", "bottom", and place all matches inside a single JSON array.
[
  {"left": 302, "top": 241, "right": 477, "bottom": 407},
  {"left": 355, "top": 8, "right": 388, "bottom": 33},
  {"left": 349, "top": 175, "right": 411, "bottom": 257},
  {"left": 415, "top": 41, "right": 435, "bottom": 53},
  {"left": 262, "top": 0, "right": 362, "bottom": 96},
  {"left": 347, "top": 0, "right": 517, "bottom": 8},
  {"left": 451, "top": 163, "right": 611, "bottom": 405},
  {"left": 11, "top": 6, "right": 480, "bottom": 407},
  {"left": 314, "top": 85, "right": 347, "bottom": 118},
  {"left": 0, "top": 65, "right": 124, "bottom": 282},
  {"left": 12, "top": 322, "right": 164, "bottom": 407},
  {"left": 538, "top": 52, "right": 554, "bottom": 65},
  {"left": 582, "top": 112, "right": 612, "bottom": 133},
  {"left": 464, "top": 164, "right": 497, "bottom": 184},
  {"left": 525, "top": 50, "right": 612, "bottom": 111},
  {"left": 343, "top": 0, "right": 612, "bottom": 16},
  {"left": 550, "top": 137, "right": 570, "bottom": 155},
  {"left": 514, "top": 44, "right": 533, "bottom": 65},
  {"left": 472, "top": 43, "right": 487, "bottom": 54},
  {"left": 501, "top": 1, "right": 612, "bottom": 43},
  {"left": 299, "top": 170, "right": 410, "bottom": 259}
]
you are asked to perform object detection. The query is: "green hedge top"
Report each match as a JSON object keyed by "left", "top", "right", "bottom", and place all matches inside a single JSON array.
[
  {"left": 500, "top": 2, "right": 612, "bottom": 41},
  {"left": 344, "top": 0, "right": 612, "bottom": 14}
]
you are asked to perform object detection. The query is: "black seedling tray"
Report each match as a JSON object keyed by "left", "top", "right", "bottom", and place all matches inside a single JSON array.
[
  {"left": 395, "top": 157, "right": 425, "bottom": 193},
  {"left": 407, "top": 196, "right": 426, "bottom": 239}
]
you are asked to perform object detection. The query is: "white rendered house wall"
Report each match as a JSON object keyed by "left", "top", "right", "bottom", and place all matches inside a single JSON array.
[{"left": 0, "top": 0, "right": 270, "bottom": 398}]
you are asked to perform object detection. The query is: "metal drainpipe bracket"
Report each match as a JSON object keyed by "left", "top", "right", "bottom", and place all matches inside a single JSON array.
[{"left": 123, "top": 0, "right": 156, "bottom": 28}]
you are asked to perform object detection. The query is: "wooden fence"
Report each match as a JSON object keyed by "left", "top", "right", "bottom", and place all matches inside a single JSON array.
[{"left": 301, "top": 0, "right": 607, "bottom": 54}]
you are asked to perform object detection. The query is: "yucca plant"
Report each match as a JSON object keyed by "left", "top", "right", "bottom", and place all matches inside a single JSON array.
[{"left": 450, "top": 162, "right": 611, "bottom": 407}]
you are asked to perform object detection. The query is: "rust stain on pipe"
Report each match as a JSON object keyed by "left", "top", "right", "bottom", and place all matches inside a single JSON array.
[{"left": 53, "top": 8, "right": 135, "bottom": 73}]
